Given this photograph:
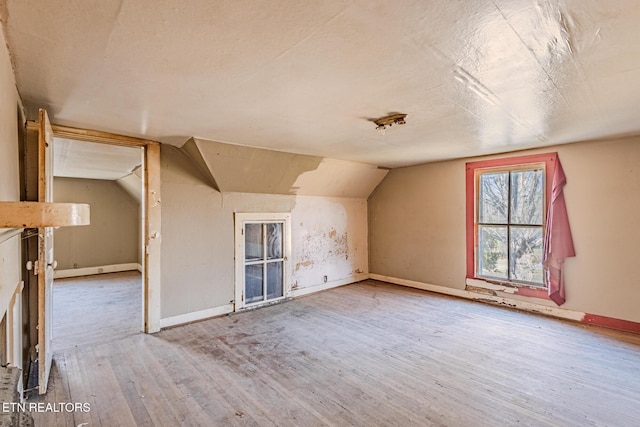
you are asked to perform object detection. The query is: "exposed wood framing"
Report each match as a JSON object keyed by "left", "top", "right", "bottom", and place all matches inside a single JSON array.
[
  {"left": 143, "top": 143, "right": 161, "bottom": 333},
  {"left": 27, "top": 120, "right": 163, "bottom": 334},
  {"left": 0, "top": 202, "right": 89, "bottom": 228},
  {"left": 27, "top": 122, "right": 154, "bottom": 147}
]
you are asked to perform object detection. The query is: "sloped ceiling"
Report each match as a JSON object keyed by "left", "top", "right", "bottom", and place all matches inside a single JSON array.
[
  {"left": 116, "top": 166, "right": 142, "bottom": 204},
  {"left": 184, "top": 138, "right": 388, "bottom": 198},
  {"left": 4, "top": 1, "right": 640, "bottom": 167},
  {"left": 53, "top": 137, "right": 142, "bottom": 180}
]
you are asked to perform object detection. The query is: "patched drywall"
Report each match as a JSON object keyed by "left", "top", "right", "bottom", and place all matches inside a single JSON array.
[
  {"left": 160, "top": 145, "right": 368, "bottom": 319},
  {"left": 369, "top": 137, "right": 640, "bottom": 323},
  {"left": 0, "top": 22, "right": 22, "bottom": 322},
  {"left": 292, "top": 158, "right": 388, "bottom": 198},
  {"left": 54, "top": 177, "right": 140, "bottom": 270},
  {"left": 189, "top": 138, "right": 387, "bottom": 197},
  {"left": 193, "top": 138, "right": 323, "bottom": 194},
  {"left": 181, "top": 138, "right": 219, "bottom": 189}
]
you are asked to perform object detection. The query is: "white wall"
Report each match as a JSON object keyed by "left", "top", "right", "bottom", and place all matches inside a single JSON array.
[
  {"left": 160, "top": 146, "right": 368, "bottom": 320},
  {"left": 0, "top": 22, "right": 23, "bottom": 322},
  {"left": 368, "top": 137, "right": 640, "bottom": 323}
]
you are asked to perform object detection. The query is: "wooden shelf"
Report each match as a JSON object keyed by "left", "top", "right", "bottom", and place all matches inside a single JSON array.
[{"left": 0, "top": 202, "right": 90, "bottom": 228}]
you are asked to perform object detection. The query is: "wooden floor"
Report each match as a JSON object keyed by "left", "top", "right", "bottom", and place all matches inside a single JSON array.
[
  {"left": 51, "top": 271, "right": 142, "bottom": 351},
  {"left": 30, "top": 278, "right": 640, "bottom": 426}
]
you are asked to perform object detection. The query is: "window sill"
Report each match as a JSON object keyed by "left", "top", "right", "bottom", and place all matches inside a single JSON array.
[{"left": 465, "top": 277, "right": 549, "bottom": 300}]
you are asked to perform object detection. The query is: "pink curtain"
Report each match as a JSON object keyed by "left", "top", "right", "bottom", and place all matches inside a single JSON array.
[{"left": 544, "top": 154, "right": 575, "bottom": 305}]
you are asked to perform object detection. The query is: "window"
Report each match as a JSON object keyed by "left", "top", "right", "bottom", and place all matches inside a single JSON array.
[
  {"left": 244, "top": 222, "right": 285, "bottom": 304},
  {"left": 466, "top": 153, "right": 557, "bottom": 288},
  {"left": 477, "top": 167, "right": 544, "bottom": 284},
  {"left": 234, "top": 213, "right": 291, "bottom": 310}
]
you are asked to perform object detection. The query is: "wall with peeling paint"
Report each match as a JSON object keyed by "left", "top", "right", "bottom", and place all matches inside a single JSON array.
[
  {"left": 369, "top": 136, "right": 640, "bottom": 323},
  {"left": 160, "top": 146, "right": 368, "bottom": 319},
  {"left": 292, "top": 196, "right": 367, "bottom": 288}
]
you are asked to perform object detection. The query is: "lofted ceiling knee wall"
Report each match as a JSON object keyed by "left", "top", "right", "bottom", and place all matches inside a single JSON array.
[
  {"left": 181, "top": 138, "right": 388, "bottom": 197},
  {"left": 159, "top": 141, "right": 386, "bottom": 322}
]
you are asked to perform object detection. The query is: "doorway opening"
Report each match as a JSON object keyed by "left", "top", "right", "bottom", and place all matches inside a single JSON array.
[
  {"left": 52, "top": 138, "right": 143, "bottom": 350},
  {"left": 23, "top": 117, "right": 162, "bottom": 395}
]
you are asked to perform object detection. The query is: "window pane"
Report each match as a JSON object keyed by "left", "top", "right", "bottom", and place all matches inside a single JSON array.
[
  {"left": 266, "top": 223, "right": 283, "bottom": 259},
  {"left": 478, "top": 225, "right": 508, "bottom": 279},
  {"left": 245, "top": 223, "right": 263, "bottom": 261},
  {"left": 509, "top": 226, "right": 544, "bottom": 284},
  {"left": 245, "top": 264, "right": 264, "bottom": 303},
  {"left": 510, "top": 169, "right": 544, "bottom": 225},
  {"left": 479, "top": 172, "right": 508, "bottom": 224},
  {"left": 266, "top": 262, "right": 283, "bottom": 300}
]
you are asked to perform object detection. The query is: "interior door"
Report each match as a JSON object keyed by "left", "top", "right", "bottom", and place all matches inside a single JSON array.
[{"left": 37, "top": 108, "right": 54, "bottom": 394}]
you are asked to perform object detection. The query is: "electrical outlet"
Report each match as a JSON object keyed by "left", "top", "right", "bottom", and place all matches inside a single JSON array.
[{"left": 323, "top": 275, "right": 328, "bottom": 283}]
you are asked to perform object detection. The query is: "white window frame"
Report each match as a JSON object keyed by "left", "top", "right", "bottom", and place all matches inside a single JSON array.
[{"left": 234, "top": 212, "right": 292, "bottom": 311}]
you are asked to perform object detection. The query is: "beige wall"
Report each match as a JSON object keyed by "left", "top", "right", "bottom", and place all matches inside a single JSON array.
[
  {"left": 369, "top": 137, "right": 640, "bottom": 323},
  {"left": 161, "top": 146, "right": 368, "bottom": 319},
  {"left": 54, "top": 177, "right": 140, "bottom": 270},
  {"left": 0, "top": 23, "right": 23, "bottom": 320},
  {"left": 115, "top": 171, "right": 142, "bottom": 264}
]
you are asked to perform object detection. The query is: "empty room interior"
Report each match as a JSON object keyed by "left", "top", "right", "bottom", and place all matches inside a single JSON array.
[
  {"left": 0, "top": 1, "right": 639, "bottom": 426},
  {"left": 52, "top": 139, "right": 143, "bottom": 350}
]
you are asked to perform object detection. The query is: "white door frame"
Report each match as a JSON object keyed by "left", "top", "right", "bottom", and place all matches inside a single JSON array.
[{"left": 234, "top": 212, "right": 291, "bottom": 311}]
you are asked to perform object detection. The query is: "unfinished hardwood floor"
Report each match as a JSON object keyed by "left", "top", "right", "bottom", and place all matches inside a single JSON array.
[
  {"left": 51, "top": 271, "right": 142, "bottom": 351},
  {"left": 30, "top": 280, "right": 640, "bottom": 426}
]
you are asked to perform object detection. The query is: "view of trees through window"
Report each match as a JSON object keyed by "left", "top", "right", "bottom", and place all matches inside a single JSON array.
[{"left": 477, "top": 167, "right": 545, "bottom": 285}]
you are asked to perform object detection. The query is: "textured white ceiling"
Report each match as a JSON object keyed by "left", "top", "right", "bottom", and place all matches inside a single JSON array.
[
  {"left": 53, "top": 138, "right": 141, "bottom": 180},
  {"left": 5, "top": 0, "right": 640, "bottom": 167}
]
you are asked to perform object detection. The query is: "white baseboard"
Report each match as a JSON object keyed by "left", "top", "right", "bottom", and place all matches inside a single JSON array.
[
  {"left": 156, "top": 273, "right": 635, "bottom": 334},
  {"left": 368, "top": 273, "right": 585, "bottom": 322},
  {"left": 159, "top": 274, "right": 368, "bottom": 330},
  {"left": 160, "top": 304, "right": 234, "bottom": 329},
  {"left": 54, "top": 263, "right": 140, "bottom": 279},
  {"left": 290, "top": 273, "right": 368, "bottom": 298}
]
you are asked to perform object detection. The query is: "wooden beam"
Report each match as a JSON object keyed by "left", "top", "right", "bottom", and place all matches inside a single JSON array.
[
  {"left": 143, "top": 142, "right": 162, "bottom": 333},
  {"left": 0, "top": 202, "right": 90, "bottom": 228},
  {"left": 26, "top": 121, "right": 155, "bottom": 147}
]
